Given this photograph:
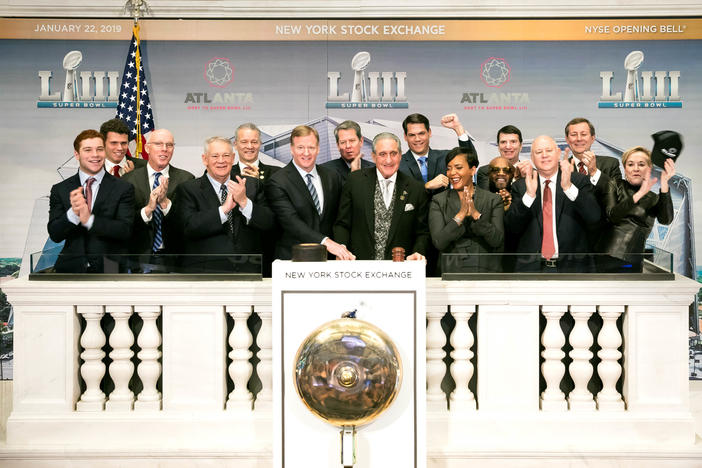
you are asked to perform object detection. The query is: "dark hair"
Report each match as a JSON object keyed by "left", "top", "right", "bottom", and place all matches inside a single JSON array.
[
  {"left": 334, "top": 120, "right": 362, "bottom": 143},
  {"left": 445, "top": 146, "right": 479, "bottom": 168},
  {"left": 402, "top": 113, "right": 430, "bottom": 134},
  {"left": 74, "top": 129, "right": 105, "bottom": 151},
  {"left": 99, "top": 118, "right": 130, "bottom": 138},
  {"left": 497, "top": 125, "right": 523, "bottom": 144},
  {"left": 565, "top": 117, "right": 595, "bottom": 137}
]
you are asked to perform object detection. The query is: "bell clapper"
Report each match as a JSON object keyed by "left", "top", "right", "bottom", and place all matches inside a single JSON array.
[{"left": 340, "top": 425, "right": 356, "bottom": 468}]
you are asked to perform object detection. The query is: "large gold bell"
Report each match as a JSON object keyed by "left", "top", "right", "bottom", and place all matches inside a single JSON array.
[{"left": 293, "top": 315, "right": 402, "bottom": 427}]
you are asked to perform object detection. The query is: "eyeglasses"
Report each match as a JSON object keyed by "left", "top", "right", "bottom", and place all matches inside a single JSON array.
[
  {"left": 150, "top": 142, "right": 175, "bottom": 149},
  {"left": 489, "top": 166, "right": 511, "bottom": 174}
]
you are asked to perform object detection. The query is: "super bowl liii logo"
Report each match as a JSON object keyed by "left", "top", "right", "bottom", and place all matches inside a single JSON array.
[
  {"left": 37, "top": 51, "right": 119, "bottom": 108},
  {"left": 326, "top": 51, "right": 408, "bottom": 109},
  {"left": 598, "top": 50, "right": 681, "bottom": 108}
]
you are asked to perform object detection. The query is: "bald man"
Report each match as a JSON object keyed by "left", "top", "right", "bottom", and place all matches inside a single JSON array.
[
  {"left": 122, "top": 129, "right": 194, "bottom": 265},
  {"left": 505, "top": 135, "right": 600, "bottom": 272}
]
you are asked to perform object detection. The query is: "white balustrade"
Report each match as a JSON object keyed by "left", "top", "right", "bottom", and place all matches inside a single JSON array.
[
  {"left": 76, "top": 304, "right": 106, "bottom": 412},
  {"left": 134, "top": 305, "right": 161, "bottom": 411},
  {"left": 568, "top": 305, "right": 596, "bottom": 411},
  {"left": 597, "top": 305, "right": 625, "bottom": 411},
  {"left": 426, "top": 304, "right": 448, "bottom": 411},
  {"left": 449, "top": 304, "right": 476, "bottom": 410},
  {"left": 226, "top": 305, "right": 254, "bottom": 410},
  {"left": 105, "top": 305, "right": 134, "bottom": 411},
  {"left": 540, "top": 305, "right": 567, "bottom": 411},
  {"left": 255, "top": 304, "right": 273, "bottom": 410}
]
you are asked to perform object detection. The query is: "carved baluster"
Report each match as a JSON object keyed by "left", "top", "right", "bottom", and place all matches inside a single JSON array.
[
  {"left": 597, "top": 306, "right": 625, "bottom": 410},
  {"left": 76, "top": 305, "right": 106, "bottom": 411},
  {"left": 568, "top": 305, "right": 596, "bottom": 411},
  {"left": 105, "top": 305, "right": 134, "bottom": 411},
  {"left": 254, "top": 305, "right": 272, "bottom": 411},
  {"left": 541, "top": 305, "right": 567, "bottom": 411},
  {"left": 449, "top": 304, "right": 476, "bottom": 410},
  {"left": 226, "top": 305, "right": 254, "bottom": 410},
  {"left": 134, "top": 305, "right": 161, "bottom": 411},
  {"left": 426, "top": 305, "right": 448, "bottom": 411}
]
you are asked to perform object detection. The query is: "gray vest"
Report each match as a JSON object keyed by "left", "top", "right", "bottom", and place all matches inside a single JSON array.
[{"left": 373, "top": 180, "right": 395, "bottom": 260}]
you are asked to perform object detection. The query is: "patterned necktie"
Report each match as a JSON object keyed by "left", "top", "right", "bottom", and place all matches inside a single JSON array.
[
  {"left": 220, "top": 184, "right": 235, "bottom": 234},
  {"left": 578, "top": 161, "right": 587, "bottom": 175},
  {"left": 306, "top": 173, "right": 322, "bottom": 215},
  {"left": 85, "top": 177, "right": 96, "bottom": 213},
  {"left": 151, "top": 172, "right": 163, "bottom": 253},
  {"left": 418, "top": 156, "right": 428, "bottom": 183},
  {"left": 541, "top": 180, "right": 555, "bottom": 260},
  {"left": 112, "top": 165, "right": 121, "bottom": 178}
]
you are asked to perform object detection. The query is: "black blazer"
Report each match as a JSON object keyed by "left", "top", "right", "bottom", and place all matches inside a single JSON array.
[
  {"left": 266, "top": 162, "right": 343, "bottom": 260},
  {"left": 173, "top": 174, "right": 274, "bottom": 271},
  {"left": 333, "top": 168, "right": 429, "bottom": 260},
  {"left": 48, "top": 172, "right": 135, "bottom": 273},
  {"left": 505, "top": 171, "right": 601, "bottom": 270},
  {"left": 321, "top": 157, "right": 375, "bottom": 182},
  {"left": 429, "top": 187, "right": 504, "bottom": 272},
  {"left": 597, "top": 179, "right": 673, "bottom": 258},
  {"left": 399, "top": 148, "right": 448, "bottom": 184},
  {"left": 122, "top": 164, "right": 195, "bottom": 255},
  {"left": 231, "top": 160, "right": 281, "bottom": 184}
]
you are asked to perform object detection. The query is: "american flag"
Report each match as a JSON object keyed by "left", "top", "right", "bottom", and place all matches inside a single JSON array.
[{"left": 116, "top": 23, "right": 154, "bottom": 160}]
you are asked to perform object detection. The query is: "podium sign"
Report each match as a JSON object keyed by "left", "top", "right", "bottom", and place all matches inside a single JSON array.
[{"left": 272, "top": 260, "right": 426, "bottom": 468}]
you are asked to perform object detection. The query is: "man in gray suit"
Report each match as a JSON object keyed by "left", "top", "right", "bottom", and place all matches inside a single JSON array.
[
  {"left": 321, "top": 120, "right": 374, "bottom": 181},
  {"left": 122, "top": 129, "right": 194, "bottom": 266}
]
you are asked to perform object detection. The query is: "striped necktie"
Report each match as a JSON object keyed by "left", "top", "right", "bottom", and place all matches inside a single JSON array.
[
  {"left": 151, "top": 172, "right": 163, "bottom": 253},
  {"left": 306, "top": 173, "right": 322, "bottom": 215}
]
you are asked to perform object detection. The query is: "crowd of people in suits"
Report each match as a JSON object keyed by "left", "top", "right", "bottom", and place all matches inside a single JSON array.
[{"left": 47, "top": 113, "right": 676, "bottom": 275}]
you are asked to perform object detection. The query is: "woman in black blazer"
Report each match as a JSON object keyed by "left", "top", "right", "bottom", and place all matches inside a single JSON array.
[
  {"left": 596, "top": 146, "right": 675, "bottom": 272},
  {"left": 428, "top": 147, "right": 504, "bottom": 273}
]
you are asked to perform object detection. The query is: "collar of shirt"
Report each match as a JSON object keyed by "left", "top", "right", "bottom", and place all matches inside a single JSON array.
[
  {"left": 206, "top": 172, "right": 230, "bottom": 196},
  {"left": 292, "top": 160, "right": 319, "bottom": 180},
  {"left": 148, "top": 164, "right": 170, "bottom": 180},
  {"left": 78, "top": 169, "right": 106, "bottom": 186},
  {"left": 573, "top": 156, "right": 588, "bottom": 174},
  {"left": 539, "top": 172, "right": 558, "bottom": 189},
  {"left": 104, "top": 158, "right": 128, "bottom": 173},
  {"left": 237, "top": 160, "right": 259, "bottom": 171},
  {"left": 376, "top": 169, "right": 398, "bottom": 185},
  {"left": 411, "top": 150, "right": 430, "bottom": 162}
]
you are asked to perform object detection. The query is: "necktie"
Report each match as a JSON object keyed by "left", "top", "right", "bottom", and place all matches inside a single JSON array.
[
  {"left": 578, "top": 161, "right": 587, "bottom": 175},
  {"left": 151, "top": 172, "right": 163, "bottom": 253},
  {"left": 112, "top": 166, "right": 121, "bottom": 178},
  {"left": 383, "top": 179, "right": 393, "bottom": 208},
  {"left": 306, "top": 173, "right": 322, "bottom": 215},
  {"left": 541, "top": 180, "right": 555, "bottom": 260},
  {"left": 85, "top": 177, "right": 95, "bottom": 213},
  {"left": 220, "top": 184, "right": 235, "bottom": 234},
  {"left": 418, "top": 156, "right": 428, "bottom": 183}
]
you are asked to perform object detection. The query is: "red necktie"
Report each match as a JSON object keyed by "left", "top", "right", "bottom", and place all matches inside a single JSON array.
[
  {"left": 578, "top": 162, "right": 587, "bottom": 175},
  {"left": 541, "top": 180, "right": 555, "bottom": 260},
  {"left": 112, "top": 166, "right": 121, "bottom": 178},
  {"left": 85, "top": 177, "right": 96, "bottom": 214}
]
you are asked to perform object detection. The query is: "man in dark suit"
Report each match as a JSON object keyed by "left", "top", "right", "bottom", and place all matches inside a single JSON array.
[
  {"left": 173, "top": 136, "right": 274, "bottom": 273},
  {"left": 321, "top": 120, "right": 374, "bottom": 181},
  {"left": 122, "top": 129, "right": 194, "bottom": 269},
  {"left": 334, "top": 132, "right": 429, "bottom": 261},
  {"left": 231, "top": 122, "right": 281, "bottom": 184},
  {"left": 48, "top": 129, "right": 135, "bottom": 273},
  {"left": 99, "top": 118, "right": 146, "bottom": 177},
  {"left": 399, "top": 113, "right": 452, "bottom": 193},
  {"left": 505, "top": 135, "right": 600, "bottom": 272},
  {"left": 266, "top": 125, "right": 354, "bottom": 260}
]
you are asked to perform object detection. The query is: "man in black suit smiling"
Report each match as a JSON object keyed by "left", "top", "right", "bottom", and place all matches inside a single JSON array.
[
  {"left": 321, "top": 120, "right": 374, "bottom": 182},
  {"left": 266, "top": 125, "right": 355, "bottom": 260},
  {"left": 48, "top": 129, "right": 135, "bottom": 273}
]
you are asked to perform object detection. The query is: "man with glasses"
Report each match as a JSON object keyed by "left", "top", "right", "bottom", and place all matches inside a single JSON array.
[
  {"left": 173, "top": 136, "right": 274, "bottom": 272},
  {"left": 334, "top": 132, "right": 429, "bottom": 261},
  {"left": 99, "top": 118, "right": 146, "bottom": 177},
  {"left": 122, "top": 129, "right": 194, "bottom": 268}
]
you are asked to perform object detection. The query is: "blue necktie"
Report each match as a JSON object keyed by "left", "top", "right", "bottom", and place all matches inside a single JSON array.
[
  {"left": 418, "top": 156, "right": 428, "bottom": 183},
  {"left": 306, "top": 173, "right": 322, "bottom": 215},
  {"left": 151, "top": 172, "right": 163, "bottom": 253}
]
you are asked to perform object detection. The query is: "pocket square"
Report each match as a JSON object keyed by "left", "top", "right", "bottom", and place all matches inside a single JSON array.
[{"left": 404, "top": 203, "right": 415, "bottom": 212}]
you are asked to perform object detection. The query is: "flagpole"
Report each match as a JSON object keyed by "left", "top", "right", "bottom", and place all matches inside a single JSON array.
[{"left": 133, "top": 22, "right": 142, "bottom": 158}]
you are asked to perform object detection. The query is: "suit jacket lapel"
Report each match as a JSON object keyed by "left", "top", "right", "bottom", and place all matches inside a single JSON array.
[
  {"left": 364, "top": 170, "right": 377, "bottom": 235},
  {"left": 402, "top": 151, "right": 421, "bottom": 181},
  {"left": 286, "top": 164, "right": 316, "bottom": 215},
  {"left": 199, "top": 174, "right": 221, "bottom": 207},
  {"left": 555, "top": 171, "right": 566, "bottom": 223},
  {"left": 92, "top": 173, "right": 112, "bottom": 213}
]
